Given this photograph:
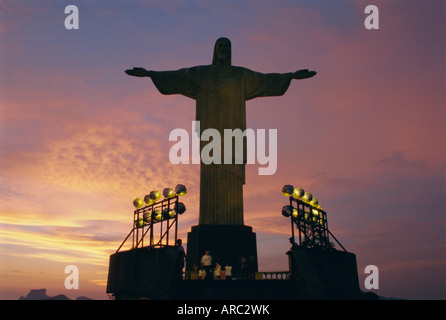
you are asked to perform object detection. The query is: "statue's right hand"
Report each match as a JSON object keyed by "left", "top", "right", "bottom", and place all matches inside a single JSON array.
[{"left": 125, "top": 67, "right": 150, "bottom": 77}]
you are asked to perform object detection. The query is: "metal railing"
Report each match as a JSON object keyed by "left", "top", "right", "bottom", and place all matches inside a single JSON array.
[
  {"left": 183, "top": 271, "right": 290, "bottom": 280},
  {"left": 256, "top": 271, "right": 290, "bottom": 280}
]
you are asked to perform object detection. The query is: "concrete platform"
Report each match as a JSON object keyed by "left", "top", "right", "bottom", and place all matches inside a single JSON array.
[{"left": 106, "top": 246, "right": 361, "bottom": 300}]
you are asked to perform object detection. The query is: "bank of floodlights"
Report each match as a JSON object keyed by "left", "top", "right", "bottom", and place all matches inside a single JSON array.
[
  {"left": 281, "top": 184, "right": 333, "bottom": 249},
  {"left": 116, "top": 184, "right": 187, "bottom": 252},
  {"left": 281, "top": 184, "right": 347, "bottom": 251}
]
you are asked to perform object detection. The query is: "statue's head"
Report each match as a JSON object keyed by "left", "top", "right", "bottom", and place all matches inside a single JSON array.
[{"left": 212, "top": 37, "right": 231, "bottom": 65}]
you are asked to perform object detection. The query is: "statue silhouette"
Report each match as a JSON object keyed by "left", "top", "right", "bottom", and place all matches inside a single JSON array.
[{"left": 125, "top": 37, "right": 316, "bottom": 226}]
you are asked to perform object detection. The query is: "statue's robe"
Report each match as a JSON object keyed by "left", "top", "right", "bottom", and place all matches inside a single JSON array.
[{"left": 150, "top": 65, "right": 292, "bottom": 225}]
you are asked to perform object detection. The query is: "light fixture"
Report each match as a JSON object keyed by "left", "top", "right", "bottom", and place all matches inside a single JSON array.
[
  {"left": 302, "top": 192, "right": 313, "bottom": 203},
  {"left": 149, "top": 190, "right": 161, "bottom": 202},
  {"left": 163, "top": 188, "right": 175, "bottom": 199},
  {"left": 162, "top": 207, "right": 175, "bottom": 219},
  {"left": 175, "top": 202, "right": 186, "bottom": 214},
  {"left": 281, "top": 205, "right": 293, "bottom": 217},
  {"left": 143, "top": 211, "right": 152, "bottom": 222},
  {"left": 292, "top": 187, "right": 305, "bottom": 199},
  {"left": 309, "top": 197, "right": 319, "bottom": 207},
  {"left": 136, "top": 217, "right": 145, "bottom": 228},
  {"left": 175, "top": 184, "right": 187, "bottom": 196},
  {"left": 282, "top": 185, "right": 294, "bottom": 197},
  {"left": 153, "top": 209, "right": 163, "bottom": 222},
  {"left": 292, "top": 208, "right": 298, "bottom": 218},
  {"left": 144, "top": 195, "right": 154, "bottom": 206},
  {"left": 133, "top": 198, "right": 144, "bottom": 209}
]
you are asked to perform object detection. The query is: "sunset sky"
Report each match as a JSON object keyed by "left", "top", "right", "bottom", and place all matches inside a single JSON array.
[{"left": 0, "top": 0, "right": 444, "bottom": 300}]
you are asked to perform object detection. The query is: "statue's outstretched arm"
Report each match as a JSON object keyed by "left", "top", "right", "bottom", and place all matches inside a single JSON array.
[
  {"left": 291, "top": 69, "right": 317, "bottom": 80},
  {"left": 125, "top": 67, "right": 154, "bottom": 77}
]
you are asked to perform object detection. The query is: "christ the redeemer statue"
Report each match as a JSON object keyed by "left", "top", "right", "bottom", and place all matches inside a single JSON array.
[{"left": 125, "top": 37, "right": 316, "bottom": 226}]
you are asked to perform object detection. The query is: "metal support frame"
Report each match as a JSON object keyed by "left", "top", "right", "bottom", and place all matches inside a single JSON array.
[
  {"left": 288, "top": 197, "right": 346, "bottom": 252},
  {"left": 115, "top": 196, "right": 181, "bottom": 253}
]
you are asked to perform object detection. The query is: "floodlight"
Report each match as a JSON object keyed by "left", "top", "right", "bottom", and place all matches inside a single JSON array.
[
  {"left": 144, "top": 195, "right": 154, "bottom": 206},
  {"left": 153, "top": 209, "right": 163, "bottom": 222},
  {"left": 175, "top": 202, "right": 186, "bottom": 214},
  {"left": 302, "top": 192, "right": 313, "bottom": 203},
  {"left": 175, "top": 184, "right": 187, "bottom": 196},
  {"left": 143, "top": 211, "right": 151, "bottom": 222},
  {"left": 282, "top": 185, "right": 294, "bottom": 197},
  {"left": 136, "top": 217, "right": 145, "bottom": 228},
  {"left": 133, "top": 198, "right": 144, "bottom": 209},
  {"left": 292, "top": 208, "right": 298, "bottom": 218},
  {"left": 292, "top": 187, "right": 305, "bottom": 199},
  {"left": 163, "top": 188, "right": 175, "bottom": 199},
  {"left": 309, "top": 197, "right": 319, "bottom": 207},
  {"left": 162, "top": 207, "right": 175, "bottom": 219},
  {"left": 149, "top": 190, "right": 161, "bottom": 202},
  {"left": 282, "top": 205, "right": 293, "bottom": 217}
]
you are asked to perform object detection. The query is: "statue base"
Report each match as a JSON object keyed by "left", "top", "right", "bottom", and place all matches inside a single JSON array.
[{"left": 185, "top": 224, "right": 258, "bottom": 277}]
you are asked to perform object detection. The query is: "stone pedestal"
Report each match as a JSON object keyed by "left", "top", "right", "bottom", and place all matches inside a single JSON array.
[
  {"left": 287, "top": 246, "right": 361, "bottom": 299},
  {"left": 186, "top": 224, "right": 258, "bottom": 277},
  {"left": 106, "top": 246, "right": 181, "bottom": 299}
]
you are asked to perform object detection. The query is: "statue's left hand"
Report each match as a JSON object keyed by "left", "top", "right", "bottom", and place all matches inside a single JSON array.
[{"left": 292, "top": 69, "right": 317, "bottom": 79}]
